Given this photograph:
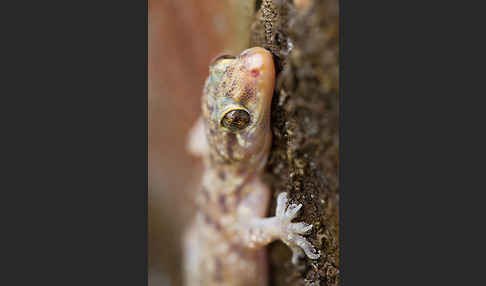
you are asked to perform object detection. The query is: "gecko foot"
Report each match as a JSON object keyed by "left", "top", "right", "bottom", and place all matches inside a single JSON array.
[{"left": 275, "top": 192, "right": 320, "bottom": 264}]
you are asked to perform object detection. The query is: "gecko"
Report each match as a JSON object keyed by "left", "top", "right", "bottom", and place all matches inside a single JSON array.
[{"left": 183, "top": 47, "right": 319, "bottom": 286}]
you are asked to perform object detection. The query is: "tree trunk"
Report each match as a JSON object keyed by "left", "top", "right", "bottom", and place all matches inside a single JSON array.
[{"left": 251, "top": 1, "right": 339, "bottom": 285}]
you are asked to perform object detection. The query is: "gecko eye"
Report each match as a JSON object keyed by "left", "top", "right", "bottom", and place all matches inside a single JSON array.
[{"left": 221, "top": 109, "right": 251, "bottom": 132}]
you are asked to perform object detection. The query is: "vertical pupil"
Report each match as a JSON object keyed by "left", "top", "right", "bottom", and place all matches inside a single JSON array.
[{"left": 222, "top": 109, "right": 250, "bottom": 131}]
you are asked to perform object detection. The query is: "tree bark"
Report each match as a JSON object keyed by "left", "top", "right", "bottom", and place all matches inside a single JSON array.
[{"left": 251, "top": 1, "right": 339, "bottom": 285}]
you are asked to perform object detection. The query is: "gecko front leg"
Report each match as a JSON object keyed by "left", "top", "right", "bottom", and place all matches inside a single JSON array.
[{"left": 235, "top": 179, "right": 320, "bottom": 264}]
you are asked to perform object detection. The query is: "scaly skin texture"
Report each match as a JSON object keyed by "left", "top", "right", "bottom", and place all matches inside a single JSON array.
[{"left": 184, "top": 47, "right": 319, "bottom": 286}]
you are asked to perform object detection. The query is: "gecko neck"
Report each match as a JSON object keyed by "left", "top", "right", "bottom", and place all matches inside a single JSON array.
[
  {"left": 203, "top": 150, "right": 269, "bottom": 196},
  {"left": 203, "top": 127, "right": 272, "bottom": 194}
]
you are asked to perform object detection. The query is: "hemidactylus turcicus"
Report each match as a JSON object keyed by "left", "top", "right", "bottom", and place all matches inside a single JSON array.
[{"left": 184, "top": 47, "right": 319, "bottom": 286}]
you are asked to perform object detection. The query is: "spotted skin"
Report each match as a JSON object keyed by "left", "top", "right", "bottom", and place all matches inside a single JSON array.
[{"left": 183, "top": 47, "right": 319, "bottom": 286}]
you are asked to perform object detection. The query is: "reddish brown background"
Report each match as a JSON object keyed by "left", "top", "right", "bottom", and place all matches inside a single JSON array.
[{"left": 148, "top": 1, "right": 247, "bottom": 285}]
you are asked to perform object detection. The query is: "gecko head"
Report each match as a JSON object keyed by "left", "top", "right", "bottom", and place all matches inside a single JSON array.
[{"left": 203, "top": 47, "right": 275, "bottom": 167}]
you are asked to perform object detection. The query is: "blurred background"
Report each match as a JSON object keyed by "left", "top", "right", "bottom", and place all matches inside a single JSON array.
[{"left": 148, "top": 1, "right": 252, "bottom": 285}]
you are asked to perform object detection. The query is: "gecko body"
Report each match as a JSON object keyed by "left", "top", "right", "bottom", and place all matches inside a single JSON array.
[{"left": 184, "top": 47, "right": 319, "bottom": 286}]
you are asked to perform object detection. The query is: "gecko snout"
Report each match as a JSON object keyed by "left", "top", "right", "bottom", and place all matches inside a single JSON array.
[
  {"left": 241, "top": 47, "right": 275, "bottom": 79},
  {"left": 240, "top": 47, "right": 276, "bottom": 107}
]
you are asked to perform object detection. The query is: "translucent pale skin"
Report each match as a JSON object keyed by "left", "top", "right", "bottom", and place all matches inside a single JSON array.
[{"left": 184, "top": 47, "right": 319, "bottom": 286}]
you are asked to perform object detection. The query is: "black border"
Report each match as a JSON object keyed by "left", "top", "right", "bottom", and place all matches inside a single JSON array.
[
  {"left": 341, "top": 0, "right": 481, "bottom": 284},
  {"left": 3, "top": 0, "right": 148, "bottom": 285}
]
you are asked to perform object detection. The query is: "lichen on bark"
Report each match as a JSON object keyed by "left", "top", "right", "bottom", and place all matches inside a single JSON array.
[{"left": 251, "top": 0, "right": 339, "bottom": 285}]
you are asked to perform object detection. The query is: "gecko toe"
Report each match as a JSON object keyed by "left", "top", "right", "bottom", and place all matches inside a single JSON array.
[
  {"left": 285, "top": 203, "right": 303, "bottom": 219},
  {"left": 276, "top": 192, "right": 288, "bottom": 217},
  {"left": 288, "top": 222, "right": 313, "bottom": 234},
  {"left": 292, "top": 234, "right": 320, "bottom": 260}
]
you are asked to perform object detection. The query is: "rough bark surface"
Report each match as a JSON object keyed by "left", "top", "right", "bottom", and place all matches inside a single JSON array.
[{"left": 251, "top": 1, "right": 339, "bottom": 285}]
